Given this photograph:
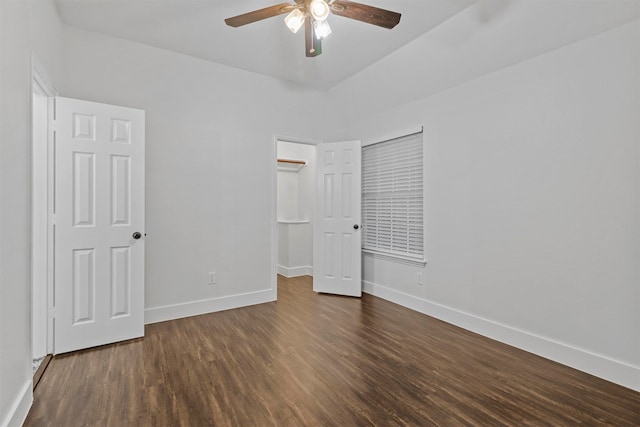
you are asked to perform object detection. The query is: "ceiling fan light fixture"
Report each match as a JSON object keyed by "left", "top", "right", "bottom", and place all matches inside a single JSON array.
[
  {"left": 313, "top": 19, "right": 332, "bottom": 40},
  {"left": 284, "top": 8, "right": 305, "bottom": 33},
  {"left": 224, "top": 0, "right": 401, "bottom": 57},
  {"left": 309, "top": 0, "right": 330, "bottom": 21}
]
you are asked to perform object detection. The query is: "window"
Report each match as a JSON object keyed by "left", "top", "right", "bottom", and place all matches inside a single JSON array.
[{"left": 362, "top": 131, "right": 424, "bottom": 263}]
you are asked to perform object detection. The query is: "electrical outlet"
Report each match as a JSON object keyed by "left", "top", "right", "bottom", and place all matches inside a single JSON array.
[
  {"left": 416, "top": 272, "right": 423, "bottom": 285},
  {"left": 208, "top": 272, "right": 216, "bottom": 285}
]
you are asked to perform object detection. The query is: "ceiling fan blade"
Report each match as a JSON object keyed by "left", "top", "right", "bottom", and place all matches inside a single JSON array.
[
  {"left": 225, "top": 3, "right": 294, "bottom": 28},
  {"left": 305, "top": 17, "right": 322, "bottom": 57},
  {"left": 330, "top": 0, "right": 401, "bottom": 29}
]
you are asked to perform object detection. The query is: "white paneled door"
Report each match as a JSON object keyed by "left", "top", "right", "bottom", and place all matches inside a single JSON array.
[
  {"left": 54, "top": 97, "right": 145, "bottom": 354},
  {"left": 313, "top": 141, "right": 362, "bottom": 297}
]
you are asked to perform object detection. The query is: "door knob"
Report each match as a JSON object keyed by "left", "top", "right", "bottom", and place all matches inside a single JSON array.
[
  {"left": 132, "top": 232, "right": 142, "bottom": 240},
  {"left": 353, "top": 224, "right": 359, "bottom": 230}
]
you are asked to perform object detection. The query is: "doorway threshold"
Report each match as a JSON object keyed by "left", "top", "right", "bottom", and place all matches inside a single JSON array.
[{"left": 33, "top": 354, "right": 53, "bottom": 391}]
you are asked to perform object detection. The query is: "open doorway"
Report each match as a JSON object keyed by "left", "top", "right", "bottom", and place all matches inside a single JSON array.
[
  {"left": 273, "top": 137, "right": 363, "bottom": 297},
  {"left": 275, "top": 138, "right": 317, "bottom": 280}
]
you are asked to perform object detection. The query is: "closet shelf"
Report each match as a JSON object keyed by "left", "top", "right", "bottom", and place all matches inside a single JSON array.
[{"left": 277, "top": 220, "right": 310, "bottom": 224}]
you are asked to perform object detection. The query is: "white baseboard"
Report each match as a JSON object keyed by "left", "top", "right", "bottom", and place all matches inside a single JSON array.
[
  {"left": 363, "top": 280, "right": 640, "bottom": 392},
  {"left": 277, "top": 264, "right": 313, "bottom": 278},
  {"left": 144, "top": 288, "right": 275, "bottom": 324},
  {"left": 1, "top": 380, "right": 32, "bottom": 427}
]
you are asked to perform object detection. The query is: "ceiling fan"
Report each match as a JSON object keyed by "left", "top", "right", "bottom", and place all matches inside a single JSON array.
[{"left": 224, "top": 0, "right": 401, "bottom": 57}]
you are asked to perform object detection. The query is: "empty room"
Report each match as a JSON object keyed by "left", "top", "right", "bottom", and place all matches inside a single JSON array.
[{"left": 1, "top": 0, "right": 639, "bottom": 425}]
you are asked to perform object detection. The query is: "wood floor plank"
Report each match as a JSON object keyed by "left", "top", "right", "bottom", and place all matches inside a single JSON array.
[{"left": 25, "top": 275, "right": 640, "bottom": 426}]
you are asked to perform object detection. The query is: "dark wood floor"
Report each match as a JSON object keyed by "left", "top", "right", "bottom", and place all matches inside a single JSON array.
[{"left": 26, "top": 275, "right": 639, "bottom": 426}]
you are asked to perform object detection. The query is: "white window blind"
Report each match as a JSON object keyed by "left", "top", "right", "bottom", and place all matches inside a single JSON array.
[{"left": 362, "top": 132, "right": 424, "bottom": 261}]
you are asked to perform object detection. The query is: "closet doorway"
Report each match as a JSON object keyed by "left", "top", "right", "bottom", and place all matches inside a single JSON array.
[{"left": 276, "top": 139, "right": 317, "bottom": 279}]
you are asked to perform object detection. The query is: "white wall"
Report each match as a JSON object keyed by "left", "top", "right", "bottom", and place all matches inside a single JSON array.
[
  {"left": 0, "top": 1, "right": 65, "bottom": 425},
  {"left": 277, "top": 141, "right": 315, "bottom": 276},
  {"left": 339, "top": 20, "right": 640, "bottom": 390},
  {"left": 61, "top": 27, "right": 336, "bottom": 322},
  {"left": 277, "top": 171, "right": 300, "bottom": 222}
]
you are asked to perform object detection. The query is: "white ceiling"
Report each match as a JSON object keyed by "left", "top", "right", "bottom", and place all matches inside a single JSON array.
[
  {"left": 55, "top": 0, "right": 477, "bottom": 89},
  {"left": 55, "top": 0, "right": 640, "bottom": 91}
]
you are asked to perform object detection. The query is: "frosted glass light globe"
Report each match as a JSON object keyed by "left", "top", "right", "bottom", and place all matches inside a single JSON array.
[{"left": 310, "top": 0, "right": 330, "bottom": 21}]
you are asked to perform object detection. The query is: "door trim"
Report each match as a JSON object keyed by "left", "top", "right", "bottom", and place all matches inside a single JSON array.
[
  {"left": 271, "top": 135, "right": 321, "bottom": 297},
  {"left": 31, "top": 56, "right": 57, "bottom": 358}
]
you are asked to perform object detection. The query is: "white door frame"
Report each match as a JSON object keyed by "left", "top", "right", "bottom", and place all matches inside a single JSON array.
[
  {"left": 31, "top": 56, "right": 57, "bottom": 358},
  {"left": 271, "top": 135, "right": 320, "bottom": 296}
]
